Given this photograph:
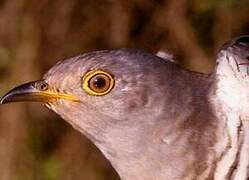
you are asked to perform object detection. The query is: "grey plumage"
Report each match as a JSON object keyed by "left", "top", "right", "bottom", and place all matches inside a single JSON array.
[{"left": 1, "top": 36, "right": 249, "bottom": 180}]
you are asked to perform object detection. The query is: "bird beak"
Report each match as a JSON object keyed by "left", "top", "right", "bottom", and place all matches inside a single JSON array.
[{"left": 0, "top": 80, "right": 79, "bottom": 104}]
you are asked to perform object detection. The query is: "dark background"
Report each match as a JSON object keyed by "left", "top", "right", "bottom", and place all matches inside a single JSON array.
[{"left": 0, "top": 0, "right": 248, "bottom": 179}]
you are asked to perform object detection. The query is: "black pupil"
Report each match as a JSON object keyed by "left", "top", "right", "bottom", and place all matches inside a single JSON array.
[{"left": 93, "top": 76, "right": 106, "bottom": 88}]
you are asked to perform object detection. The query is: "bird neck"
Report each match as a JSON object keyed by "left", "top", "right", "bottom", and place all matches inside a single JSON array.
[
  {"left": 86, "top": 100, "right": 215, "bottom": 179},
  {"left": 51, "top": 102, "right": 171, "bottom": 179},
  {"left": 92, "top": 116, "right": 170, "bottom": 179}
]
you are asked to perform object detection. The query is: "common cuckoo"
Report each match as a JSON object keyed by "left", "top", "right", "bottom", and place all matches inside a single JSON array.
[{"left": 1, "top": 36, "right": 249, "bottom": 180}]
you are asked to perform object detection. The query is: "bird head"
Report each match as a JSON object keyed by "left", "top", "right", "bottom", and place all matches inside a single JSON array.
[{"left": 0, "top": 49, "right": 181, "bottom": 145}]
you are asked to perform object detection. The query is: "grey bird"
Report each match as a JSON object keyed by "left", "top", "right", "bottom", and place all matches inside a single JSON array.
[{"left": 1, "top": 36, "right": 249, "bottom": 180}]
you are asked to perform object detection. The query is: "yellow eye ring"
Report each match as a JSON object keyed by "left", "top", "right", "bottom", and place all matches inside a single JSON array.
[{"left": 82, "top": 69, "right": 115, "bottom": 96}]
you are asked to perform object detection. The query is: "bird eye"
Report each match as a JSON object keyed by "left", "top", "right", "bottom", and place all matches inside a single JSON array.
[
  {"left": 82, "top": 70, "right": 115, "bottom": 96},
  {"left": 36, "top": 81, "right": 49, "bottom": 91}
]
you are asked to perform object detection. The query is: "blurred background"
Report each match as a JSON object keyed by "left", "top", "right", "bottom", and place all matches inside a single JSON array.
[{"left": 0, "top": 0, "right": 248, "bottom": 179}]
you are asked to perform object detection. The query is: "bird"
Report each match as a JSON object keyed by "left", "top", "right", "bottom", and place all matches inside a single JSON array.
[{"left": 1, "top": 36, "right": 249, "bottom": 180}]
